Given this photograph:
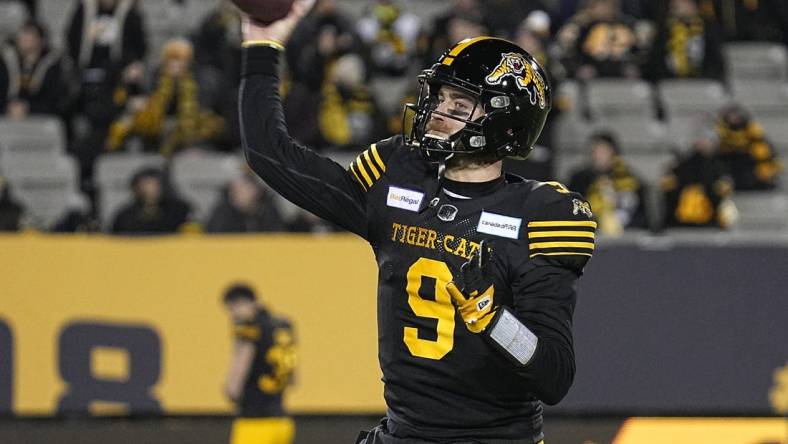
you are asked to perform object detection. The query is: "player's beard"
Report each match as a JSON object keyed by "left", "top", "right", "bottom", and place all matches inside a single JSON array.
[{"left": 426, "top": 118, "right": 499, "bottom": 167}]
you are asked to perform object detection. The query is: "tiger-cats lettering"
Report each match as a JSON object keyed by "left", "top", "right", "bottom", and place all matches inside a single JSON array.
[{"left": 391, "top": 223, "right": 480, "bottom": 260}]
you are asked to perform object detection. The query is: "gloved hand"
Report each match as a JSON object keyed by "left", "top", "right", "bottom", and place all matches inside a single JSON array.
[{"left": 446, "top": 240, "right": 497, "bottom": 333}]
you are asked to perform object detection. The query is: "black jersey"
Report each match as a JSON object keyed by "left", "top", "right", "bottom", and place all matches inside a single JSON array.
[
  {"left": 234, "top": 308, "right": 296, "bottom": 418},
  {"left": 240, "top": 45, "right": 596, "bottom": 443}
]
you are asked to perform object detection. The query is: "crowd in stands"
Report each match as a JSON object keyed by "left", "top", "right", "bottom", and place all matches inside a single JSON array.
[{"left": 0, "top": 0, "right": 786, "bottom": 235}]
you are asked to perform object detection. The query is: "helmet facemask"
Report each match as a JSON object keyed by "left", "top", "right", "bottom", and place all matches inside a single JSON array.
[{"left": 404, "top": 70, "right": 488, "bottom": 163}]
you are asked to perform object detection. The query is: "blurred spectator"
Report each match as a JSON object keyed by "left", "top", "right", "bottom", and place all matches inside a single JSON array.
[
  {"left": 481, "top": 0, "right": 550, "bottom": 37},
  {"left": 287, "top": 0, "right": 362, "bottom": 88},
  {"left": 66, "top": 0, "right": 148, "bottom": 192},
  {"left": 0, "top": 21, "right": 65, "bottom": 118},
  {"left": 51, "top": 192, "right": 99, "bottom": 232},
  {"left": 716, "top": 104, "right": 782, "bottom": 190},
  {"left": 287, "top": 209, "right": 340, "bottom": 234},
  {"left": 555, "top": 0, "right": 646, "bottom": 79},
  {"left": 357, "top": 0, "right": 421, "bottom": 77},
  {"left": 284, "top": 0, "right": 363, "bottom": 148},
  {"left": 206, "top": 173, "right": 285, "bottom": 233},
  {"left": 661, "top": 126, "right": 736, "bottom": 228},
  {"left": 0, "top": 176, "right": 25, "bottom": 232},
  {"left": 318, "top": 54, "right": 385, "bottom": 149},
  {"left": 568, "top": 131, "right": 648, "bottom": 234},
  {"left": 701, "top": 0, "right": 788, "bottom": 43},
  {"left": 422, "top": 0, "right": 487, "bottom": 65},
  {"left": 514, "top": 14, "right": 562, "bottom": 147},
  {"left": 192, "top": 1, "right": 242, "bottom": 80},
  {"left": 106, "top": 39, "right": 225, "bottom": 156},
  {"left": 646, "top": 0, "right": 724, "bottom": 81},
  {"left": 66, "top": 0, "right": 147, "bottom": 75},
  {"left": 110, "top": 167, "right": 190, "bottom": 234}
]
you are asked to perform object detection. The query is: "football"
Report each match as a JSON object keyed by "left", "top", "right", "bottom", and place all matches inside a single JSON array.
[{"left": 231, "top": 0, "right": 295, "bottom": 25}]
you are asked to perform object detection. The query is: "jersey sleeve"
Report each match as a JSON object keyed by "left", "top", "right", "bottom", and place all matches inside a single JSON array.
[
  {"left": 490, "top": 186, "right": 596, "bottom": 405},
  {"left": 240, "top": 44, "right": 382, "bottom": 238},
  {"left": 233, "top": 321, "right": 262, "bottom": 344},
  {"left": 525, "top": 185, "right": 596, "bottom": 273}
]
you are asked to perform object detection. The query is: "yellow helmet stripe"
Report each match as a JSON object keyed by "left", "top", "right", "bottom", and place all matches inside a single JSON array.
[{"left": 442, "top": 36, "right": 497, "bottom": 66}]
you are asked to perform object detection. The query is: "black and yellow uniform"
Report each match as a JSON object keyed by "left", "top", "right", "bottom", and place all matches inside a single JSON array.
[
  {"left": 231, "top": 308, "right": 296, "bottom": 444},
  {"left": 661, "top": 150, "right": 734, "bottom": 228},
  {"left": 240, "top": 44, "right": 595, "bottom": 443}
]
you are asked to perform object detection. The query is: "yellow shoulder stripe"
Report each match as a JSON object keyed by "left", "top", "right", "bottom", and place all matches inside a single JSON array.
[
  {"left": 528, "top": 220, "right": 598, "bottom": 228},
  {"left": 348, "top": 162, "right": 368, "bottom": 190},
  {"left": 530, "top": 252, "right": 593, "bottom": 258},
  {"left": 363, "top": 150, "right": 380, "bottom": 179},
  {"left": 528, "top": 231, "right": 596, "bottom": 239},
  {"left": 349, "top": 144, "right": 386, "bottom": 191},
  {"left": 370, "top": 144, "right": 386, "bottom": 172},
  {"left": 529, "top": 241, "right": 595, "bottom": 250},
  {"left": 354, "top": 157, "right": 373, "bottom": 187}
]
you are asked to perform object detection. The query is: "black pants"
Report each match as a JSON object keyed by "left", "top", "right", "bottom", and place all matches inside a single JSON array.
[{"left": 355, "top": 419, "right": 541, "bottom": 444}]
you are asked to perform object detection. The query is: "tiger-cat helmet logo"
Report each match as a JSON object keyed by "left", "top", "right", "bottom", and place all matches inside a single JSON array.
[{"left": 485, "top": 52, "right": 547, "bottom": 110}]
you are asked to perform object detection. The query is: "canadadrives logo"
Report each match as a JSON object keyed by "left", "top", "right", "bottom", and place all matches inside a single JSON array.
[
  {"left": 477, "top": 211, "right": 522, "bottom": 239},
  {"left": 485, "top": 52, "right": 547, "bottom": 110}
]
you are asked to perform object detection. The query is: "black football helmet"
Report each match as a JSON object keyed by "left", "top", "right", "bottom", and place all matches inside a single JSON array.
[{"left": 404, "top": 36, "right": 552, "bottom": 162}]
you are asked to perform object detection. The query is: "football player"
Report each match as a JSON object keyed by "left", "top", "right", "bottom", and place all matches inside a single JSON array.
[
  {"left": 223, "top": 284, "right": 297, "bottom": 444},
  {"left": 239, "top": 1, "right": 596, "bottom": 442}
]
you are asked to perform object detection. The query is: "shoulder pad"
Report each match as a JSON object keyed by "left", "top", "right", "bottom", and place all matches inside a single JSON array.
[
  {"left": 347, "top": 136, "right": 405, "bottom": 191},
  {"left": 526, "top": 183, "right": 596, "bottom": 273}
]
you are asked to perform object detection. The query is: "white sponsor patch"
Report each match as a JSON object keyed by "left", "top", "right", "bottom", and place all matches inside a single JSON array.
[
  {"left": 477, "top": 211, "right": 521, "bottom": 239},
  {"left": 387, "top": 186, "right": 424, "bottom": 212},
  {"left": 476, "top": 296, "right": 491, "bottom": 312}
]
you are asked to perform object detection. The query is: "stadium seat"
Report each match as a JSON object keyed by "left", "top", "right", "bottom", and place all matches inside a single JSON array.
[
  {"left": 625, "top": 153, "right": 674, "bottom": 184},
  {"left": 586, "top": 79, "right": 656, "bottom": 119},
  {"left": 731, "top": 80, "right": 788, "bottom": 119},
  {"left": 95, "top": 153, "right": 167, "bottom": 228},
  {"left": 554, "top": 153, "right": 586, "bottom": 186},
  {"left": 758, "top": 116, "right": 788, "bottom": 155},
  {"left": 38, "top": 0, "right": 77, "bottom": 50},
  {"left": 170, "top": 152, "right": 243, "bottom": 223},
  {"left": 723, "top": 42, "right": 788, "bottom": 82},
  {"left": 555, "top": 80, "right": 584, "bottom": 118},
  {"left": 2, "top": 153, "right": 78, "bottom": 227},
  {"left": 657, "top": 79, "right": 728, "bottom": 121},
  {"left": 0, "top": 116, "right": 66, "bottom": 158},
  {"left": 552, "top": 116, "right": 595, "bottom": 153},
  {"left": 731, "top": 191, "right": 788, "bottom": 231},
  {"left": 0, "top": 1, "right": 28, "bottom": 42},
  {"left": 593, "top": 116, "right": 670, "bottom": 153},
  {"left": 183, "top": 0, "right": 220, "bottom": 30},
  {"left": 555, "top": 152, "right": 671, "bottom": 192}
]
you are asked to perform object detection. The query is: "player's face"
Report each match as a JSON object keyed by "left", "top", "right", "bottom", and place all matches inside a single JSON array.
[
  {"left": 425, "top": 85, "right": 484, "bottom": 140},
  {"left": 225, "top": 300, "right": 256, "bottom": 323}
]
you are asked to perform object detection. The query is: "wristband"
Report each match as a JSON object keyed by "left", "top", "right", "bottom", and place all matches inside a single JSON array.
[
  {"left": 241, "top": 44, "right": 281, "bottom": 78},
  {"left": 242, "top": 39, "right": 285, "bottom": 51},
  {"left": 487, "top": 308, "right": 538, "bottom": 365}
]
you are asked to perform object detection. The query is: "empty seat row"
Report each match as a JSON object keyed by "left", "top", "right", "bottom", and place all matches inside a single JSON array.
[{"left": 559, "top": 77, "right": 788, "bottom": 122}]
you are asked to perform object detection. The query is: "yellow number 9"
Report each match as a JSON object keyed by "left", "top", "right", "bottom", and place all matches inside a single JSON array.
[{"left": 404, "top": 258, "right": 455, "bottom": 360}]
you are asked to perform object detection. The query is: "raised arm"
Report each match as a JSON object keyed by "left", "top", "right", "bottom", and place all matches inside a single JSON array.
[{"left": 239, "top": 1, "right": 369, "bottom": 237}]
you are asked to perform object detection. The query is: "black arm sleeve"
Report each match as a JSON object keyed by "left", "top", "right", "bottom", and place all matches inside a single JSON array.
[
  {"left": 239, "top": 45, "right": 368, "bottom": 237},
  {"left": 504, "top": 264, "right": 578, "bottom": 405}
]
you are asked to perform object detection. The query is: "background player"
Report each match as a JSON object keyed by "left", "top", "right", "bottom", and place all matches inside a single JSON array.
[
  {"left": 238, "top": 1, "right": 596, "bottom": 442},
  {"left": 222, "top": 284, "right": 297, "bottom": 444}
]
